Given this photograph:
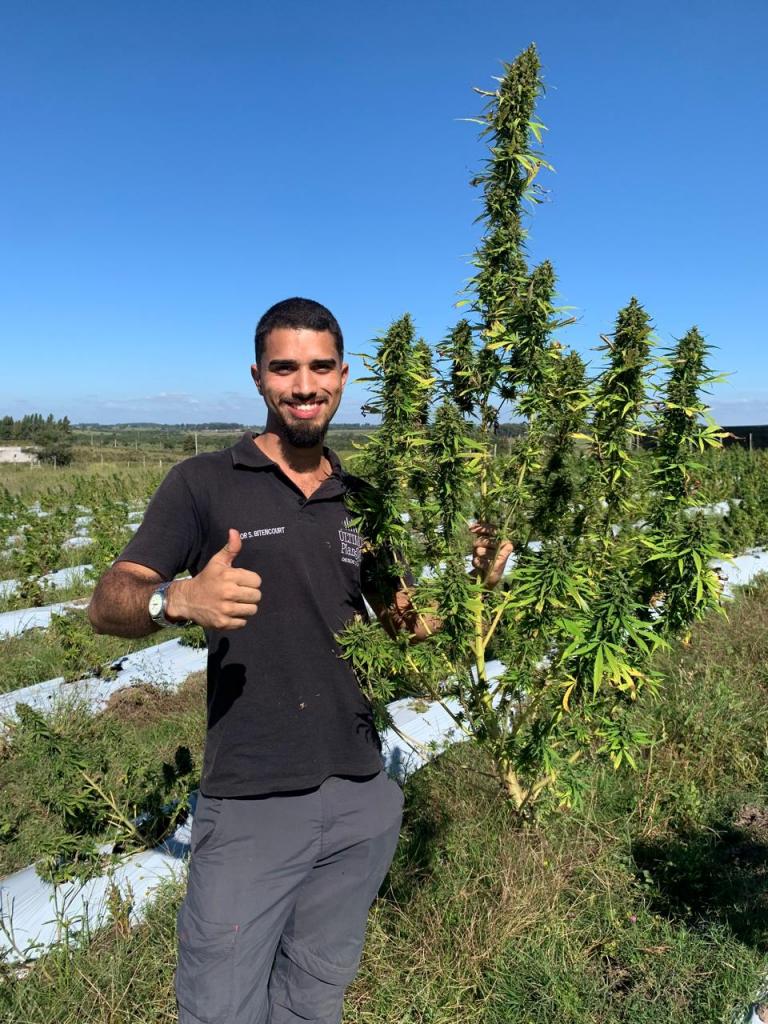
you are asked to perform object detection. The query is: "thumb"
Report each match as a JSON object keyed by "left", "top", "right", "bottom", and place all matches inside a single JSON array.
[{"left": 214, "top": 528, "right": 242, "bottom": 567}]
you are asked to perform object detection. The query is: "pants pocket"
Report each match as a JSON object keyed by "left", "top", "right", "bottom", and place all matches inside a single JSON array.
[
  {"left": 269, "top": 943, "right": 357, "bottom": 1024},
  {"left": 190, "top": 793, "right": 225, "bottom": 857},
  {"left": 176, "top": 903, "right": 239, "bottom": 1024}
]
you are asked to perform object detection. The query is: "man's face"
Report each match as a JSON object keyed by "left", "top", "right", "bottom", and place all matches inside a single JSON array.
[{"left": 251, "top": 327, "right": 349, "bottom": 449}]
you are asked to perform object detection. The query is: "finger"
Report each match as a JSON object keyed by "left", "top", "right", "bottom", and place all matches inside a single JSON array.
[
  {"left": 224, "top": 601, "right": 259, "bottom": 618},
  {"left": 220, "top": 616, "right": 249, "bottom": 630},
  {"left": 230, "top": 568, "right": 262, "bottom": 588},
  {"left": 213, "top": 528, "right": 242, "bottom": 567},
  {"left": 492, "top": 543, "right": 513, "bottom": 566},
  {"left": 228, "top": 589, "right": 262, "bottom": 605}
]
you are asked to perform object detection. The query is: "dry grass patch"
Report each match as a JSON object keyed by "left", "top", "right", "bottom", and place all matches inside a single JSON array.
[{"left": 102, "top": 671, "right": 206, "bottom": 725}]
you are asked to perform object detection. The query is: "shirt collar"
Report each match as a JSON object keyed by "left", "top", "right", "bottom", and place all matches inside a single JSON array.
[{"left": 230, "top": 431, "right": 345, "bottom": 483}]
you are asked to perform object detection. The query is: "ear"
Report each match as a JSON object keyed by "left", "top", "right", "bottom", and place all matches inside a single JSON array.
[
  {"left": 340, "top": 361, "right": 349, "bottom": 389},
  {"left": 250, "top": 364, "right": 262, "bottom": 392}
]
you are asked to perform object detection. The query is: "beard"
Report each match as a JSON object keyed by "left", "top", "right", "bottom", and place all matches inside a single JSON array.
[{"left": 282, "top": 420, "right": 329, "bottom": 449}]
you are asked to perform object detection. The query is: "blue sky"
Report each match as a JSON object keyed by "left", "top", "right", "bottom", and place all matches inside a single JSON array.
[{"left": 1, "top": 0, "right": 766, "bottom": 426}]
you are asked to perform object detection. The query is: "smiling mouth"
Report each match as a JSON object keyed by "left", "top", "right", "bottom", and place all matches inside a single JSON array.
[{"left": 284, "top": 400, "right": 326, "bottom": 419}]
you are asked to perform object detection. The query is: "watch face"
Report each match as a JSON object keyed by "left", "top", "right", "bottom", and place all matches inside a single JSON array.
[{"left": 148, "top": 591, "right": 165, "bottom": 618}]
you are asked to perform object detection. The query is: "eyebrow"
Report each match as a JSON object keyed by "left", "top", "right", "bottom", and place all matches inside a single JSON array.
[{"left": 267, "top": 358, "right": 338, "bottom": 370}]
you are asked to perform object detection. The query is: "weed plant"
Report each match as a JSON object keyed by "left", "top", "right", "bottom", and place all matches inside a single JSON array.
[
  {"left": 10, "top": 501, "right": 79, "bottom": 606},
  {"left": 0, "top": 673, "right": 206, "bottom": 881},
  {"left": 343, "top": 47, "right": 727, "bottom": 814}
]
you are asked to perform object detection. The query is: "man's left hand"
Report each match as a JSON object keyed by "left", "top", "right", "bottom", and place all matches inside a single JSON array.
[{"left": 470, "top": 522, "right": 514, "bottom": 589}]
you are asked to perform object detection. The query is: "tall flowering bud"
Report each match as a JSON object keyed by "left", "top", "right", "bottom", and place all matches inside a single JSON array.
[
  {"left": 354, "top": 314, "right": 423, "bottom": 559},
  {"left": 470, "top": 44, "right": 548, "bottom": 349},
  {"left": 431, "top": 400, "right": 475, "bottom": 548},
  {"left": 592, "top": 298, "right": 654, "bottom": 520},
  {"left": 653, "top": 327, "right": 717, "bottom": 515},
  {"left": 367, "top": 314, "right": 418, "bottom": 429},
  {"left": 645, "top": 326, "right": 727, "bottom": 636},
  {"left": 443, "top": 319, "right": 477, "bottom": 416},
  {"left": 412, "top": 338, "right": 435, "bottom": 427},
  {"left": 504, "top": 259, "right": 558, "bottom": 409},
  {"left": 529, "top": 349, "right": 589, "bottom": 540},
  {"left": 464, "top": 46, "right": 557, "bottom": 523}
]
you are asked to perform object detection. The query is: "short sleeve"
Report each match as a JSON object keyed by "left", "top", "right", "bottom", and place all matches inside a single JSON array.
[{"left": 115, "top": 466, "right": 202, "bottom": 579}]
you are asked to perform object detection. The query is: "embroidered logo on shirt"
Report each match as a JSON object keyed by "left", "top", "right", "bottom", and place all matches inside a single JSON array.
[
  {"left": 339, "top": 517, "right": 363, "bottom": 567},
  {"left": 239, "top": 526, "right": 286, "bottom": 540}
]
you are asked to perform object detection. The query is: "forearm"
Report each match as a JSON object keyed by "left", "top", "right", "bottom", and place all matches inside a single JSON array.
[{"left": 88, "top": 568, "right": 163, "bottom": 638}]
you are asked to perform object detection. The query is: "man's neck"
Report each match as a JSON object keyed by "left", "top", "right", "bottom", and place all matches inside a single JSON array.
[{"left": 253, "top": 429, "right": 327, "bottom": 477}]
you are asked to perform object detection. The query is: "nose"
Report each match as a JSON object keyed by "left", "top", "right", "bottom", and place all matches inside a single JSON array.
[{"left": 292, "top": 366, "right": 317, "bottom": 397}]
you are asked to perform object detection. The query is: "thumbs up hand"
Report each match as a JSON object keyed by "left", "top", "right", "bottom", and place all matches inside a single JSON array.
[{"left": 166, "top": 529, "right": 262, "bottom": 630}]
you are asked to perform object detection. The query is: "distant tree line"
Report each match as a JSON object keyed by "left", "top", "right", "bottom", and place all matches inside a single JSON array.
[
  {"left": 0, "top": 414, "right": 74, "bottom": 464},
  {"left": 76, "top": 421, "right": 248, "bottom": 432}
]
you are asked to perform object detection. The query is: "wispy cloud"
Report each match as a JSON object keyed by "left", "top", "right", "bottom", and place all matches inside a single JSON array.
[
  {"left": 708, "top": 390, "right": 768, "bottom": 426},
  {"left": 94, "top": 392, "right": 202, "bottom": 408}
]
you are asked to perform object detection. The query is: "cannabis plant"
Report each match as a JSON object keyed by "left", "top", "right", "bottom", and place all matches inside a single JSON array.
[{"left": 341, "top": 45, "right": 725, "bottom": 814}]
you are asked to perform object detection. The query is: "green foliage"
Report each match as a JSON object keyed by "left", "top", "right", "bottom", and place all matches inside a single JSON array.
[
  {"left": 84, "top": 485, "right": 135, "bottom": 583},
  {"left": 48, "top": 610, "right": 119, "bottom": 682},
  {"left": 341, "top": 46, "right": 727, "bottom": 815},
  {"left": 640, "top": 327, "right": 729, "bottom": 637},
  {"left": 591, "top": 298, "right": 654, "bottom": 519},
  {"left": 2, "top": 694, "right": 199, "bottom": 884},
  {"left": 11, "top": 498, "right": 78, "bottom": 605},
  {"left": 178, "top": 622, "right": 206, "bottom": 648},
  {"left": 0, "top": 413, "right": 72, "bottom": 446}
]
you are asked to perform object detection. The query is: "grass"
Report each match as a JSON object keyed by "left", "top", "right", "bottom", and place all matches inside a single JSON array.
[
  {"left": 0, "top": 461, "right": 172, "bottom": 502},
  {"left": 0, "top": 609, "right": 192, "bottom": 696},
  {"left": 1, "top": 584, "right": 768, "bottom": 1021},
  {"left": 0, "top": 671, "right": 206, "bottom": 879}
]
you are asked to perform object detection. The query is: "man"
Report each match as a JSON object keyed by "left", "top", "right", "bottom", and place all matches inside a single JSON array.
[{"left": 88, "top": 297, "right": 511, "bottom": 1024}]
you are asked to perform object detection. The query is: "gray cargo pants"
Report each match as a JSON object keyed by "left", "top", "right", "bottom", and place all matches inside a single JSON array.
[{"left": 176, "top": 770, "right": 403, "bottom": 1024}]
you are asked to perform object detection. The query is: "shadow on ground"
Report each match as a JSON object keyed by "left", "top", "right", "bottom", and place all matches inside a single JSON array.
[
  {"left": 379, "top": 765, "right": 454, "bottom": 904},
  {"left": 633, "top": 804, "right": 768, "bottom": 951}
]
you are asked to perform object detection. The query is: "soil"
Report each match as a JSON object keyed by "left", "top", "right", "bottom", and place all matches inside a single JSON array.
[
  {"left": 102, "top": 671, "right": 206, "bottom": 724},
  {"left": 733, "top": 804, "right": 768, "bottom": 839}
]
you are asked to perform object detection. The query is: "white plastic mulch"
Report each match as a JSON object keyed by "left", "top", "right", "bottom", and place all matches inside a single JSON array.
[
  {"left": 0, "top": 564, "right": 92, "bottom": 602},
  {"left": 0, "top": 599, "right": 92, "bottom": 639},
  {"left": 711, "top": 548, "right": 768, "bottom": 599},
  {"left": 0, "top": 831, "right": 192, "bottom": 965},
  {"left": 0, "top": 637, "right": 206, "bottom": 725}
]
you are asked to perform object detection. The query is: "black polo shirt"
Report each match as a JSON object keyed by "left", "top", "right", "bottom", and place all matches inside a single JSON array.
[{"left": 117, "top": 431, "right": 384, "bottom": 797}]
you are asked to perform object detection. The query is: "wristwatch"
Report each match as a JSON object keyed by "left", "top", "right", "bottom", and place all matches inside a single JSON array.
[{"left": 148, "top": 581, "right": 188, "bottom": 628}]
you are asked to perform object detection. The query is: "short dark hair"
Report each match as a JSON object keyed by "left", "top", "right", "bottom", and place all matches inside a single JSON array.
[{"left": 254, "top": 297, "right": 344, "bottom": 364}]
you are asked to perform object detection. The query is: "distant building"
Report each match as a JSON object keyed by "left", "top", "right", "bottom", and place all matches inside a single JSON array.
[{"left": 0, "top": 446, "right": 38, "bottom": 464}]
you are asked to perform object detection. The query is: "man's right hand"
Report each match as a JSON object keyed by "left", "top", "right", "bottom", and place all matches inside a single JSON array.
[{"left": 168, "top": 529, "right": 262, "bottom": 630}]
